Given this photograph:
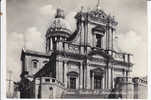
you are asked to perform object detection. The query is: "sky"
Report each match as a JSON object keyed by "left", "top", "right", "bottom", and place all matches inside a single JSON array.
[{"left": 6, "top": 0, "right": 147, "bottom": 81}]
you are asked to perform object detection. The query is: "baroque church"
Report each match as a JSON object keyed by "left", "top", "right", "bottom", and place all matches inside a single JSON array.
[{"left": 19, "top": 1, "right": 135, "bottom": 98}]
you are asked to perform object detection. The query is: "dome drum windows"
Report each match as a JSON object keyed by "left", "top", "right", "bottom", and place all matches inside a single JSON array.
[{"left": 46, "top": 37, "right": 53, "bottom": 51}]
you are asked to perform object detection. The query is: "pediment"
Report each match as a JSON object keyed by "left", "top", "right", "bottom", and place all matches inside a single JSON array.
[
  {"left": 89, "top": 10, "right": 108, "bottom": 19},
  {"left": 91, "top": 68, "right": 105, "bottom": 76},
  {"left": 67, "top": 71, "right": 79, "bottom": 77}
]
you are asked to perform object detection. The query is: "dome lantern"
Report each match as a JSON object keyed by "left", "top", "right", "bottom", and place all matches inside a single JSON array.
[{"left": 55, "top": 8, "right": 65, "bottom": 19}]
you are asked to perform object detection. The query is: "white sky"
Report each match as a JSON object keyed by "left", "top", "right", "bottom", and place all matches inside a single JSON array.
[{"left": 6, "top": 0, "right": 147, "bottom": 81}]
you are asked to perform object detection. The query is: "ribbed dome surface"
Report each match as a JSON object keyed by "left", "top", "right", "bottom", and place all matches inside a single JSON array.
[
  {"left": 49, "top": 18, "right": 72, "bottom": 33},
  {"left": 46, "top": 8, "right": 72, "bottom": 38}
]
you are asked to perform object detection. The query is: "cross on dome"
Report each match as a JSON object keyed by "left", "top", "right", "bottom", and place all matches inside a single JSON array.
[{"left": 96, "top": 0, "right": 101, "bottom": 10}]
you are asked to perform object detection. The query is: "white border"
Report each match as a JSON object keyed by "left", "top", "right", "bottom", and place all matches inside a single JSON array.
[
  {"left": 147, "top": 1, "right": 151, "bottom": 100},
  {"left": 1, "top": 0, "right": 151, "bottom": 100},
  {"left": 1, "top": 0, "right": 6, "bottom": 99}
]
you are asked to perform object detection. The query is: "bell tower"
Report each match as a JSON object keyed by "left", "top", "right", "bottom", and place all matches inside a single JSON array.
[{"left": 90, "top": 0, "right": 118, "bottom": 50}]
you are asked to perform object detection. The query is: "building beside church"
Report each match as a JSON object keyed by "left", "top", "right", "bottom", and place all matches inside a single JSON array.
[{"left": 18, "top": 1, "right": 147, "bottom": 99}]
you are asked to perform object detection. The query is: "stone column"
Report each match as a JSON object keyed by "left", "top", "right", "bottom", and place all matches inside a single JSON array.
[
  {"left": 87, "top": 67, "right": 90, "bottom": 89},
  {"left": 109, "top": 28, "right": 113, "bottom": 50},
  {"left": 84, "top": 66, "right": 87, "bottom": 89},
  {"left": 83, "top": 67, "right": 85, "bottom": 88},
  {"left": 112, "top": 68, "right": 115, "bottom": 88},
  {"left": 64, "top": 61, "right": 68, "bottom": 88},
  {"left": 80, "top": 63, "right": 83, "bottom": 89},
  {"left": 92, "top": 34, "right": 95, "bottom": 47},
  {"left": 106, "top": 67, "right": 109, "bottom": 89},
  {"left": 102, "top": 77, "right": 104, "bottom": 89},
  {"left": 78, "top": 66, "right": 80, "bottom": 89},
  {"left": 50, "top": 38, "right": 53, "bottom": 50},
  {"left": 67, "top": 77, "right": 70, "bottom": 88},
  {"left": 92, "top": 72, "right": 94, "bottom": 89},
  {"left": 56, "top": 61, "right": 59, "bottom": 80},
  {"left": 76, "top": 76, "right": 79, "bottom": 89},
  {"left": 111, "top": 68, "right": 113, "bottom": 88},
  {"left": 108, "top": 68, "right": 112, "bottom": 89},
  {"left": 104, "top": 70, "right": 106, "bottom": 89},
  {"left": 105, "top": 68, "right": 107, "bottom": 89}
]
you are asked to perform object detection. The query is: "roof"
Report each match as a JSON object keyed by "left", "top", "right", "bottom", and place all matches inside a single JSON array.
[
  {"left": 34, "top": 53, "right": 56, "bottom": 78},
  {"left": 21, "top": 48, "right": 51, "bottom": 60}
]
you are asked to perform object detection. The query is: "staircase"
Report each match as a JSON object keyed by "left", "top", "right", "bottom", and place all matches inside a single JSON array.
[{"left": 62, "top": 89, "right": 111, "bottom": 98}]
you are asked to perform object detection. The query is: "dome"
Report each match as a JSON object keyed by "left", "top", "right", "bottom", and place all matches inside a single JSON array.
[
  {"left": 49, "top": 18, "right": 72, "bottom": 33},
  {"left": 46, "top": 8, "right": 72, "bottom": 38}
]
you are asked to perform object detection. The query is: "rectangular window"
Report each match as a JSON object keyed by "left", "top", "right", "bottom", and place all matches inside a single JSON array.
[
  {"left": 52, "top": 79, "right": 55, "bottom": 82},
  {"left": 45, "top": 79, "right": 50, "bottom": 82},
  {"left": 96, "top": 34, "right": 103, "bottom": 48}
]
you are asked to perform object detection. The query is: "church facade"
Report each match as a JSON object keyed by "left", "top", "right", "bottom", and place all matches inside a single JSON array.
[{"left": 19, "top": 1, "right": 134, "bottom": 98}]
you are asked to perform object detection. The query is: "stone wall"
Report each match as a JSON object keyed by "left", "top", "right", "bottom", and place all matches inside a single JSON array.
[
  {"left": 115, "top": 77, "right": 147, "bottom": 99},
  {"left": 133, "top": 77, "right": 148, "bottom": 99},
  {"left": 35, "top": 77, "right": 65, "bottom": 98}
]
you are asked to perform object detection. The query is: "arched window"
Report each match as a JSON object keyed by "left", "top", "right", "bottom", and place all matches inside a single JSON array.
[
  {"left": 96, "top": 34, "right": 103, "bottom": 48},
  {"left": 48, "top": 38, "right": 50, "bottom": 50},
  {"left": 32, "top": 59, "right": 39, "bottom": 69}
]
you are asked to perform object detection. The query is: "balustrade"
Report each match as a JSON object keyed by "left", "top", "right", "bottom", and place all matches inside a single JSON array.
[
  {"left": 56, "top": 41, "right": 83, "bottom": 54},
  {"left": 40, "top": 77, "right": 65, "bottom": 87},
  {"left": 55, "top": 41, "right": 132, "bottom": 65}
]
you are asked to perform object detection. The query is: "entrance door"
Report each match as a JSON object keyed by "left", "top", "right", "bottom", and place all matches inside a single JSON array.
[
  {"left": 70, "top": 77, "right": 76, "bottom": 89},
  {"left": 94, "top": 76, "right": 102, "bottom": 89}
]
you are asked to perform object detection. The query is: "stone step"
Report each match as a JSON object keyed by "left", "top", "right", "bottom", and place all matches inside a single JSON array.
[
  {"left": 63, "top": 94, "right": 108, "bottom": 98},
  {"left": 62, "top": 89, "right": 111, "bottom": 98}
]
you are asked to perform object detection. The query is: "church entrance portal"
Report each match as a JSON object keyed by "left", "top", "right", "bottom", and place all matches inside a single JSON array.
[
  {"left": 70, "top": 77, "right": 76, "bottom": 89},
  {"left": 67, "top": 71, "right": 79, "bottom": 89}
]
